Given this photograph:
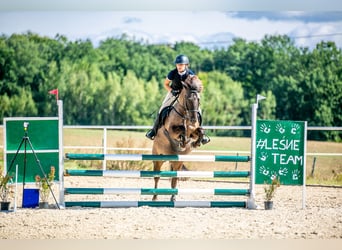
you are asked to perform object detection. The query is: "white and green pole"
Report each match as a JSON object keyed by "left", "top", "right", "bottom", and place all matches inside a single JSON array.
[{"left": 248, "top": 94, "right": 266, "bottom": 209}]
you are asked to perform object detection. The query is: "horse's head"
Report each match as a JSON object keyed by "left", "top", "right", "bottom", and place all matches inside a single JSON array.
[{"left": 181, "top": 75, "right": 202, "bottom": 124}]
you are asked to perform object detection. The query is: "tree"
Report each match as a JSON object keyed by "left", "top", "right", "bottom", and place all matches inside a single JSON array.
[{"left": 201, "top": 71, "right": 247, "bottom": 132}]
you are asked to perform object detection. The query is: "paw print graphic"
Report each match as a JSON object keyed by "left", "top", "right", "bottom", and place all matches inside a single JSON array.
[
  {"left": 278, "top": 167, "right": 288, "bottom": 176},
  {"left": 270, "top": 171, "right": 277, "bottom": 180},
  {"left": 291, "top": 124, "right": 300, "bottom": 135},
  {"left": 260, "top": 123, "right": 271, "bottom": 134},
  {"left": 259, "top": 165, "right": 270, "bottom": 176},
  {"left": 259, "top": 152, "right": 268, "bottom": 161},
  {"left": 276, "top": 123, "right": 285, "bottom": 134},
  {"left": 292, "top": 169, "right": 301, "bottom": 180}
]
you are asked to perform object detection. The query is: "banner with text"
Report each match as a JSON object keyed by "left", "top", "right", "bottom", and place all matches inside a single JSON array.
[{"left": 255, "top": 120, "right": 306, "bottom": 185}]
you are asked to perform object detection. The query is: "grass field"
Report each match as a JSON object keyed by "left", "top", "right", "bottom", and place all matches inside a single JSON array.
[{"left": 1, "top": 128, "right": 341, "bottom": 186}]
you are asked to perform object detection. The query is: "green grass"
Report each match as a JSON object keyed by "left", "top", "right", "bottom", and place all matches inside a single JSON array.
[{"left": 1, "top": 128, "right": 341, "bottom": 186}]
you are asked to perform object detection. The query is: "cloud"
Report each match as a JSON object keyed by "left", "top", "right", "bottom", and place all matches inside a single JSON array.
[
  {"left": 0, "top": 11, "right": 341, "bottom": 49},
  {"left": 228, "top": 11, "right": 342, "bottom": 23},
  {"left": 123, "top": 16, "right": 142, "bottom": 24}
]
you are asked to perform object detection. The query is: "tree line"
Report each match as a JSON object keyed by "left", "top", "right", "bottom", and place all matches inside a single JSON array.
[{"left": 0, "top": 32, "right": 341, "bottom": 141}]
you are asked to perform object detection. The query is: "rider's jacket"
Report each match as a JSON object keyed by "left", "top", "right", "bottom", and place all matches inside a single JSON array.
[{"left": 167, "top": 68, "right": 195, "bottom": 91}]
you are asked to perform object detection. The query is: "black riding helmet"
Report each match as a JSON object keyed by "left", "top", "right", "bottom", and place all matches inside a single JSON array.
[{"left": 174, "top": 54, "right": 189, "bottom": 65}]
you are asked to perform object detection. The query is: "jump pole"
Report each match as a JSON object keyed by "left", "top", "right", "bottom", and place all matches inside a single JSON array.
[
  {"left": 247, "top": 94, "right": 266, "bottom": 209},
  {"left": 64, "top": 187, "right": 250, "bottom": 196},
  {"left": 65, "top": 201, "right": 247, "bottom": 208},
  {"left": 65, "top": 169, "right": 250, "bottom": 178},
  {"left": 65, "top": 154, "right": 250, "bottom": 162}
]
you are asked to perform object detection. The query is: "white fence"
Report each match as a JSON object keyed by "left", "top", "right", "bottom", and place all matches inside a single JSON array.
[
  {"left": 60, "top": 125, "right": 342, "bottom": 156},
  {"left": 1, "top": 125, "right": 341, "bottom": 157}
]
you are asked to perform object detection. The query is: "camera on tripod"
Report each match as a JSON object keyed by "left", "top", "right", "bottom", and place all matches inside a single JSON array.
[{"left": 23, "top": 122, "right": 29, "bottom": 131}]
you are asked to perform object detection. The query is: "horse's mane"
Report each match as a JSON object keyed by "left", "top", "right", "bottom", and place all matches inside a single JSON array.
[{"left": 184, "top": 75, "right": 203, "bottom": 93}]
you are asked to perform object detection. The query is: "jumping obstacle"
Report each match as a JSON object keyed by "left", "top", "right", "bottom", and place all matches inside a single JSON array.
[{"left": 63, "top": 153, "right": 253, "bottom": 208}]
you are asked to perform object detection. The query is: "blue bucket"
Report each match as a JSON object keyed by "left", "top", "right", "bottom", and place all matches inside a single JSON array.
[{"left": 22, "top": 188, "right": 39, "bottom": 208}]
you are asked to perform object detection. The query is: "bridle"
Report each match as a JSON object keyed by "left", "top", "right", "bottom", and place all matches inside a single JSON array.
[{"left": 172, "top": 84, "right": 200, "bottom": 124}]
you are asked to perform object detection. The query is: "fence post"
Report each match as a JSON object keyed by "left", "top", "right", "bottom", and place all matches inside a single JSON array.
[
  {"left": 310, "top": 157, "right": 317, "bottom": 178},
  {"left": 247, "top": 103, "right": 258, "bottom": 209},
  {"left": 235, "top": 153, "right": 239, "bottom": 170},
  {"left": 103, "top": 128, "right": 107, "bottom": 171}
]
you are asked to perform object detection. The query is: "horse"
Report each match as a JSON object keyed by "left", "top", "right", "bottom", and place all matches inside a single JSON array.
[{"left": 151, "top": 75, "right": 205, "bottom": 201}]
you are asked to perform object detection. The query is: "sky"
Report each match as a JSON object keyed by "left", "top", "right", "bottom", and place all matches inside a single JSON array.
[{"left": 1, "top": 2, "right": 342, "bottom": 50}]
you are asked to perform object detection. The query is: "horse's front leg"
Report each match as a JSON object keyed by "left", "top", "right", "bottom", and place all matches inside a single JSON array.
[
  {"left": 171, "top": 124, "right": 187, "bottom": 149},
  {"left": 152, "top": 161, "right": 163, "bottom": 201},
  {"left": 191, "top": 127, "right": 204, "bottom": 148}
]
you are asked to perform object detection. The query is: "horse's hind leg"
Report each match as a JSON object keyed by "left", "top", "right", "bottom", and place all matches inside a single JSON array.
[
  {"left": 152, "top": 161, "right": 163, "bottom": 201},
  {"left": 170, "top": 177, "right": 178, "bottom": 202},
  {"left": 170, "top": 162, "right": 183, "bottom": 201}
]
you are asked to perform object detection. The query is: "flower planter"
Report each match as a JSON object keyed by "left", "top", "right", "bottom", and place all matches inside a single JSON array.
[
  {"left": 39, "top": 202, "right": 49, "bottom": 209},
  {"left": 264, "top": 201, "right": 273, "bottom": 210},
  {"left": 0, "top": 201, "right": 10, "bottom": 211}
]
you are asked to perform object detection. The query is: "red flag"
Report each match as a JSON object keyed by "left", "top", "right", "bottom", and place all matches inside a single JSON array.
[{"left": 48, "top": 89, "right": 58, "bottom": 100}]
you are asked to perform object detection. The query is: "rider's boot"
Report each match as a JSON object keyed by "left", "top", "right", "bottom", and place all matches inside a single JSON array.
[
  {"left": 145, "top": 115, "right": 161, "bottom": 140},
  {"left": 145, "top": 128, "right": 156, "bottom": 140},
  {"left": 201, "top": 134, "right": 210, "bottom": 145}
]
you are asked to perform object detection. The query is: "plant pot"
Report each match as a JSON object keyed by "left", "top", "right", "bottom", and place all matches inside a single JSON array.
[
  {"left": 39, "top": 201, "right": 49, "bottom": 209},
  {"left": 264, "top": 200, "right": 273, "bottom": 210},
  {"left": 0, "top": 201, "right": 10, "bottom": 211}
]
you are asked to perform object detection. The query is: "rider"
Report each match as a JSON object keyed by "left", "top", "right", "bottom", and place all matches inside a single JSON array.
[{"left": 145, "top": 54, "right": 210, "bottom": 145}]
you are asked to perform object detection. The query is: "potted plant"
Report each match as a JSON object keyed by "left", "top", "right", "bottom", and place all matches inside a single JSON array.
[
  {"left": 264, "top": 176, "right": 281, "bottom": 210},
  {"left": 35, "top": 166, "right": 55, "bottom": 209},
  {"left": 0, "top": 173, "right": 13, "bottom": 211}
]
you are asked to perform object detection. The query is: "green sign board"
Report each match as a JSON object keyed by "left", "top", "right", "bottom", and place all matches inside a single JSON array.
[
  {"left": 4, "top": 118, "right": 60, "bottom": 182},
  {"left": 255, "top": 120, "right": 306, "bottom": 185}
]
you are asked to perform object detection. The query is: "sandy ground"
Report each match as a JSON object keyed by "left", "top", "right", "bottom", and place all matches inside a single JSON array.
[{"left": 0, "top": 176, "right": 341, "bottom": 239}]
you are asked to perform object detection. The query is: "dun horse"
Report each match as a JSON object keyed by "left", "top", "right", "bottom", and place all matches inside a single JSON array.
[{"left": 152, "top": 75, "right": 205, "bottom": 201}]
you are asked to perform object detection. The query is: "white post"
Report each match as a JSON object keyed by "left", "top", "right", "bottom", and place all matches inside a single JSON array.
[
  {"left": 103, "top": 128, "right": 107, "bottom": 170},
  {"left": 247, "top": 103, "right": 258, "bottom": 209},
  {"left": 14, "top": 164, "right": 18, "bottom": 212},
  {"left": 302, "top": 121, "right": 307, "bottom": 209},
  {"left": 57, "top": 100, "right": 65, "bottom": 208}
]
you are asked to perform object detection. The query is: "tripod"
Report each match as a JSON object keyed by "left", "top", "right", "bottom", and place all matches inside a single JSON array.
[{"left": 6, "top": 122, "right": 60, "bottom": 209}]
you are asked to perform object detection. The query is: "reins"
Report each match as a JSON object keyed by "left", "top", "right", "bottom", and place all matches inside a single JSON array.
[{"left": 172, "top": 89, "right": 200, "bottom": 121}]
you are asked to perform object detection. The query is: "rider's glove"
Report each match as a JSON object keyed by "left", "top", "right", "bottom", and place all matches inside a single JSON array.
[{"left": 171, "top": 89, "right": 180, "bottom": 96}]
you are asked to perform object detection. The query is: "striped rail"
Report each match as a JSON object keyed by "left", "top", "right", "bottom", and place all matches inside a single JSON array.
[
  {"left": 65, "top": 153, "right": 250, "bottom": 162},
  {"left": 65, "top": 201, "right": 247, "bottom": 208},
  {"left": 65, "top": 169, "right": 250, "bottom": 178},
  {"left": 64, "top": 187, "right": 250, "bottom": 196}
]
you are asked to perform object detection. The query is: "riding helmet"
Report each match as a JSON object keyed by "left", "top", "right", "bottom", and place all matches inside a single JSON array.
[{"left": 174, "top": 54, "right": 190, "bottom": 65}]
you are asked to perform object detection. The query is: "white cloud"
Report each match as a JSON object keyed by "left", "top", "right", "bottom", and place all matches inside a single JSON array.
[{"left": 0, "top": 11, "right": 341, "bottom": 49}]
